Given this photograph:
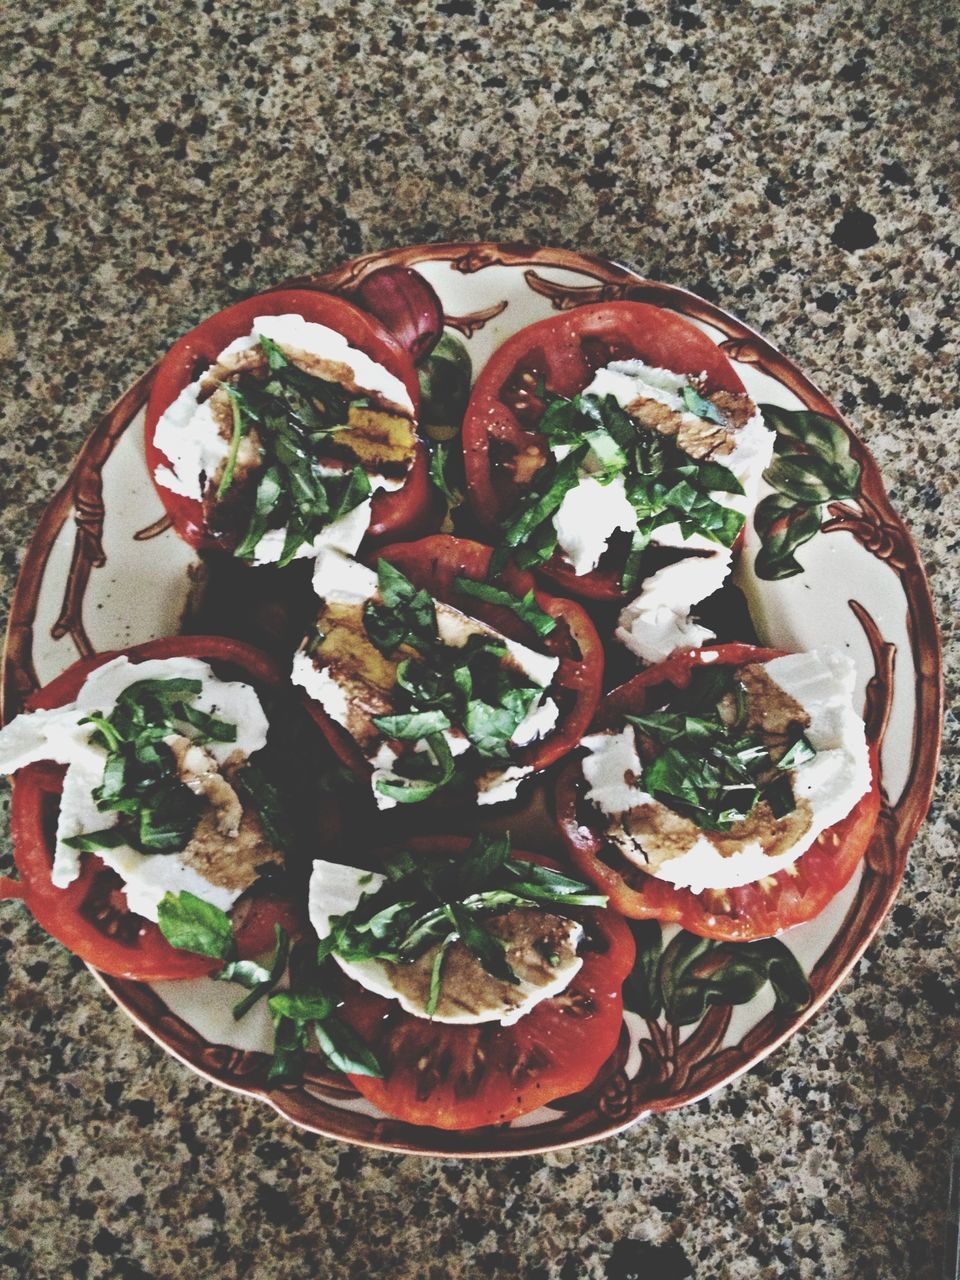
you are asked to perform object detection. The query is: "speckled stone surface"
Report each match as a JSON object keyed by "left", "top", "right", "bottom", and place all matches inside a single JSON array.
[{"left": 1, "top": 1, "right": 957, "bottom": 1277}]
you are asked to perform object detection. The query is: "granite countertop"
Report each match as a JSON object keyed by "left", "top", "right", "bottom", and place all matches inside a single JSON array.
[{"left": 1, "top": 1, "right": 957, "bottom": 1277}]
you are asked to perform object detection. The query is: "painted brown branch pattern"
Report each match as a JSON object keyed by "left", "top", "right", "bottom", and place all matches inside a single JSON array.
[{"left": 443, "top": 300, "right": 509, "bottom": 338}]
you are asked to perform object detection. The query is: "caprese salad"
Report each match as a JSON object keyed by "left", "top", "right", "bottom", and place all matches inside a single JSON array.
[
  {"left": 291, "top": 535, "right": 602, "bottom": 809},
  {"left": 0, "top": 638, "right": 303, "bottom": 980},
  {"left": 146, "top": 289, "right": 431, "bottom": 564},
  {"left": 0, "top": 277, "right": 884, "bottom": 1134}
]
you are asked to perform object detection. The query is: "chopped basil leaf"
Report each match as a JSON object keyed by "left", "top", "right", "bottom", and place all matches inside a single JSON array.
[
  {"left": 624, "top": 667, "right": 817, "bottom": 831},
  {"left": 313, "top": 1018, "right": 382, "bottom": 1077},
  {"left": 763, "top": 775, "right": 796, "bottom": 818},
  {"left": 318, "top": 834, "right": 605, "bottom": 1012},
  {"left": 363, "top": 559, "right": 438, "bottom": 656},
  {"left": 682, "top": 384, "right": 725, "bottom": 425},
  {"left": 776, "top": 734, "right": 817, "bottom": 771},
  {"left": 453, "top": 575, "right": 557, "bottom": 638},
  {"left": 221, "top": 924, "right": 290, "bottom": 1021},
  {"left": 62, "top": 827, "right": 128, "bottom": 854},
  {"left": 266, "top": 944, "right": 382, "bottom": 1083},
  {"left": 372, "top": 709, "right": 453, "bottom": 741},
  {"left": 217, "top": 386, "right": 248, "bottom": 499},
  {"left": 157, "top": 891, "right": 236, "bottom": 962},
  {"left": 375, "top": 731, "right": 456, "bottom": 804}
]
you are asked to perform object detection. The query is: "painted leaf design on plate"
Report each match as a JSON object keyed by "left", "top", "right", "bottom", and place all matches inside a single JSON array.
[
  {"left": 754, "top": 405, "right": 862, "bottom": 580},
  {"left": 623, "top": 920, "right": 811, "bottom": 1028}
]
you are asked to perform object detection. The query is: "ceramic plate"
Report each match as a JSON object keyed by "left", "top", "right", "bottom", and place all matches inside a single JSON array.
[{"left": 1, "top": 244, "right": 942, "bottom": 1157}]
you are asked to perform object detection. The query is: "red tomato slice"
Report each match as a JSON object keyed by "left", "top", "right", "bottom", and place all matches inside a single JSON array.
[
  {"left": 462, "top": 301, "right": 748, "bottom": 601},
  {"left": 554, "top": 644, "right": 882, "bottom": 941},
  {"left": 333, "top": 837, "right": 635, "bottom": 1130},
  {"left": 302, "top": 534, "right": 604, "bottom": 783},
  {"left": 1, "top": 636, "right": 303, "bottom": 980},
  {"left": 144, "top": 288, "right": 431, "bottom": 553}
]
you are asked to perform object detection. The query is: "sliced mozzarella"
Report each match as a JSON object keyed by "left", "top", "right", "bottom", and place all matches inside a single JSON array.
[
  {"left": 154, "top": 391, "right": 229, "bottom": 502},
  {"left": 616, "top": 551, "right": 731, "bottom": 664},
  {"left": 581, "top": 648, "right": 871, "bottom": 893},
  {"left": 511, "top": 693, "right": 560, "bottom": 747},
  {"left": 552, "top": 474, "right": 638, "bottom": 576},
  {"left": 581, "top": 727, "right": 655, "bottom": 815},
  {"left": 0, "top": 656, "right": 269, "bottom": 920},
  {"left": 308, "top": 859, "right": 583, "bottom": 1025},
  {"left": 475, "top": 764, "right": 533, "bottom": 806}
]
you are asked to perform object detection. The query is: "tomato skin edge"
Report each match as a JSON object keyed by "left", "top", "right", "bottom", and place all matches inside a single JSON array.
[
  {"left": 2, "top": 636, "right": 298, "bottom": 981},
  {"left": 554, "top": 644, "right": 883, "bottom": 942}
]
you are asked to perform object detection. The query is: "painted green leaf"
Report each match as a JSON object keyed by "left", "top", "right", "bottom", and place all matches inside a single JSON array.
[
  {"left": 622, "top": 920, "right": 664, "bottom": 1020},
  {"left": 762, "top": 404, "right": 857, "bottom": 467},
  {"left": 765, "top": 453, "right": 858, "bottom": 504},
  {"left": 753, "top": 496, "right": 824, "bottom": 579},
  {"left": 668, "top": 958, "right": 769, "bottom": 1026}
]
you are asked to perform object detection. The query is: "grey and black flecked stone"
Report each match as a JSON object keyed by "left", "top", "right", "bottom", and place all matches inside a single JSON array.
[{"left": 1, "top": 2, "right": 957, "bottom": 1278}]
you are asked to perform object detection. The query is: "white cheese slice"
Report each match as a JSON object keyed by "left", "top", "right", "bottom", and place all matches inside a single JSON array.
[
  {"left": 0, "top": 656, "right": 270, "bottom": 920},
  {"left": 580, "top": 648, "right": 872, "bottom": 893},
  {"left": 616, "top": 551, "right": 731, "bottom": 664},
  {"left": 154, "top": 390, "right": 229, "bottom": 501},
  {"left": 552, "top": 474, "right": 638, "bottom": 577},
  {"left": 511, "top": 693, "right": 560, "bottom": 747},
  {"left": 475, "top": 764, "right": 534, "bottom": 806},
  {"left": 308, "top": 859, "right": 583, "bottom": 1025}
]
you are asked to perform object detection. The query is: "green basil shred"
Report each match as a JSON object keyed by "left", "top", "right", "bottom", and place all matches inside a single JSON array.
[
  {"left": 318, "top": 834, "right": 606, "bottom": 1017},
  {"left": 497, "top": 387, "right": 745, "bottom": 590}
]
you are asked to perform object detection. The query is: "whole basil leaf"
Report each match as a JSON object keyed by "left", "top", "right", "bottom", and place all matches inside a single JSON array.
[{"left": 157, "top": 891, "right": 236, "bottom": 962}]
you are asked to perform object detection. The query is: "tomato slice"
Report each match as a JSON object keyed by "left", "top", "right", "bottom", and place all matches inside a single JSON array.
[
  {"left": 333, "top": 837, "right": 635, "bottom": 1130},
  {"left": 462, "top": 301, "right": 748, "bottom": 601},
  {"left": 302, "top": 534, "right": 604, "bottom": 782},
  {"left": 554, "top": 644, "right": 882, "bottom": 941},
  {"left": 1, "top": 636, "right": 304, "bottom": 980},
  {"left": 144, "top": 288, "right": 431, "bottom": 553}
]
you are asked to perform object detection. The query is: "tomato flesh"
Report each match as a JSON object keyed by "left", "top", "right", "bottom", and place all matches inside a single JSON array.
[
  {"left": 333, "top": 839, "right": 635, "bottom": 1130},
  {"left": 554, "top": 644, "right": 882, "bottom": 941},
  {"left": 144, "top": 288, "right": 431, "bottom": 554},
  {"left": 2, "top": 636, "right": 302, "bottom": 981},
  {"left": 462, "top": 301, "right": 748, "bottom": 601}
]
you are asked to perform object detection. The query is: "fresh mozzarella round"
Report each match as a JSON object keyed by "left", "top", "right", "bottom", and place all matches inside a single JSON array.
[
  {"left": 308, "top": 859, "right": 583, "bottom": 1026},
  {"left": 0, "top": 656, "right": 270, "bottom": 920},
  {"left": 581, "top": 648, "right": 871, "bottom": 894}
]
